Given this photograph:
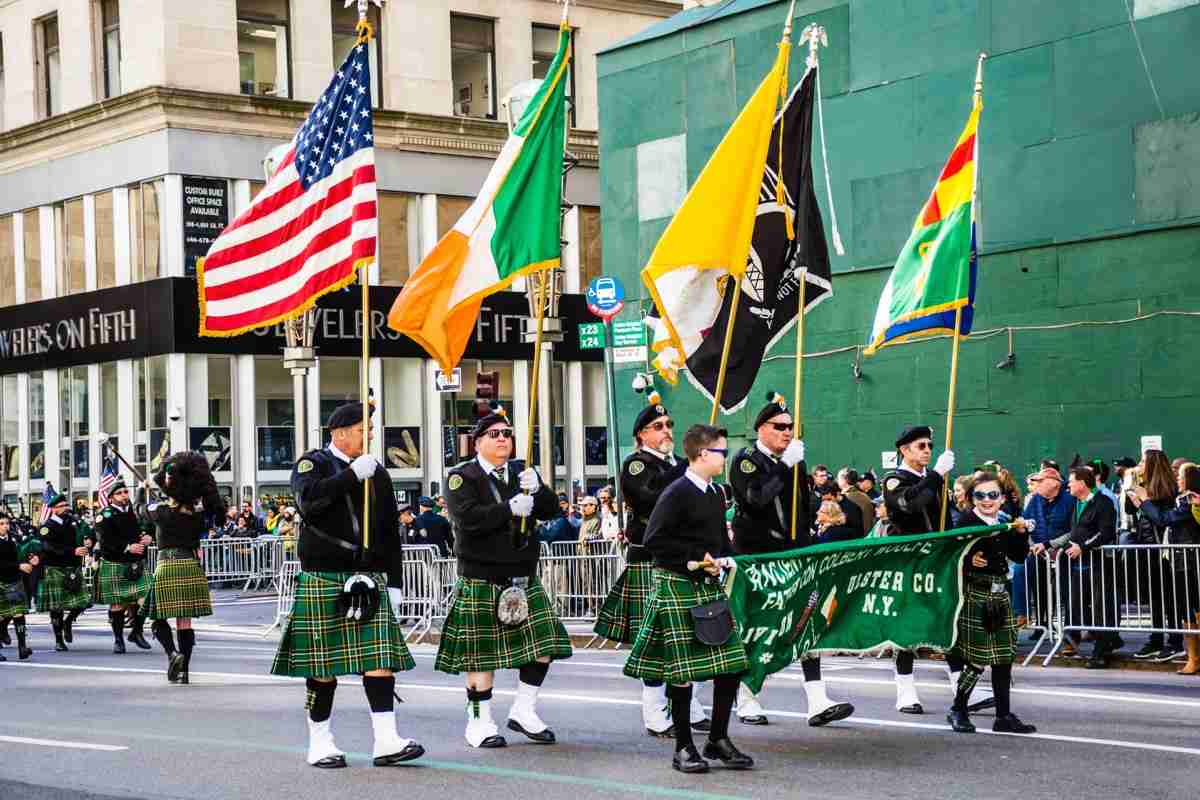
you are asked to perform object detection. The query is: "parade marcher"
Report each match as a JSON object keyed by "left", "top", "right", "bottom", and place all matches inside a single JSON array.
[
  {"left": 36, "top": 494, "right": 91, "bottom": 651},
  {"left": 437, "top": 405, "right": 572, "bottom": 749},
  {"left": 271, "top": 400, "right": 424, "bottom": 769},
  {"left": 624, "top": 424, "right": 753, "bottom": 774},
  {"left": 0, "top": 512, "right": 35, "bottom": 660},
  {"left": 728, "top": 392, "right": 853, "bottom": 728},
  {"left": 142, "top": 453, "right": 224, "bottom": 683},
  {"left": 947, "top": 472, "right": 1037, "bottom": 734},
  {"left": 94, "top": 480, "right": 153, "bottom": 653},
  {"left": 414, "top": 496, "right": 453, "bottom": 557},
  {"left": 594, "top": 392, "right": 690, "bottom": 737},
  {"left": 882, "top": 426, "right": 990, "bottom": 714}
]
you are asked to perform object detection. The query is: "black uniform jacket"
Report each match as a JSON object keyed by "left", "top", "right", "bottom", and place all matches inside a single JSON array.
[
  {"left": 292, "top": 448, "right": 403, "bottom": 588},
  {"left": 883, "top": 467, "right": 945, "bottom": 535},
  {"left": 411, "top": 510, "right": 453, "bottom": 557},
  {"left": 729, "top": 445, "right": 812, "bottom": 554},
  {"left": 39, "top": 517, "right": 80, "bottom": 569},
  {"left": 954, "top": 510, "right": 1030, "bottom": 578},
  {"left": 1054, "top": 492, "right": 1117, "bottom": 552},
  {"left": 96, "top": 505, "right": 144, "bottom": 563},
  {"left": 445, "top": 458, "right": 558, "bottom": 581},
  {"left": 620, "top": 449, "right": 687, "bottom": 563},
  {"left": 644, "top": 474, "right": 728, "bottom": 578},
  {"left": 0, "top": 535, "right": 21, "bottom": 583}
]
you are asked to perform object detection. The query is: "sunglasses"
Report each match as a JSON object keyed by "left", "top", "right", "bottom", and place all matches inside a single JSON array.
[
  {"left": 769, "top": 422, "right": 794, "bottom": 432},
  {"left": 647, "top": 419, "right": 675, "bottom": 432},
  {"left": 704, "top": 448, "right": 728, "bottom": 456},
  {"left": 483, "top": 428, "right": 515, "bottom": 440},
  {"left": 911, "top": 441, "right": 933, "bottom": 451},
  {"left": 973, "top": 490, "right": 1002, "bottom": 501}
]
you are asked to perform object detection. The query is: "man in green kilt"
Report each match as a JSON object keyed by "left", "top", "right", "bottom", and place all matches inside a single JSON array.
[
  {"left": 437, "top": 404, "right": 572, "bottom": 749},
  {"left": 594, "top": 392, "right": 686, "bottom": 737},
  {"left": 93, "top": 480, "right": 153, "bottom": 653},
  {"left": 624, "top": 424, "right": 753, "bottom": 774},
  {"left": 0, "top": 512, "right": 35, "bottom": 660},
  {"left": 728, "top": 392, "right": 854, "bottom": 728},
  {"left": 37, "top": 494, "right": 91, "bottom": 651},
  {"left": 271, "top": 401, "right": 424, "bottom": 768}
]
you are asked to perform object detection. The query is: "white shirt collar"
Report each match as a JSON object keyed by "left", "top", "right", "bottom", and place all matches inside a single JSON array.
[
  {"left": 975, "top": 510, "right": 1000, "bottom": 525},
  {"left": 755, "top": 440, "right": 780, "bottom": 460},
  {"left": 685, "top": 469, "right": 710, "bottom": 493},
  {"left": 641, "top": 446, "right": 677, "bottom": 465},
  {"left": 899, "top": 463, "right": 927, "bottom": 478},
  {"left": 50, "top": 514, "right": 62, "bottom": 523},
  {"left": 476, "top": 454, "right": 508, "bottom": 477},
  {"left": 328, "top": 443, "right": 352, "bottom": 464}
]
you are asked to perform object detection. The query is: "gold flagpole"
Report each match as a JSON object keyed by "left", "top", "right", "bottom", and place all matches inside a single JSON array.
[
  {"left": 789, "top": 273, "right": 806, "bottom": 540},
  {"left": 937, "top": 54, "right": 985, "bottom": 532},
  {"left": 356, "top": 6, "right": 375, "bottom": 550},
  {"left": 521, "top": 272, "right": 550, "bottom": 538}
]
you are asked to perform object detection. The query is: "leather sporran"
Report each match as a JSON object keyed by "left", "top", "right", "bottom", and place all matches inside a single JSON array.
[
  {"left": 690, "top": 598, "right": 734, "bottom": 646},
  {"left": 63, "top": 568, "right": 83, "bottom": 594},
  {"left": 336, "top": 574, "right": 379, "bottom": 624},
  {"left": 124, "top": 561, "right": 145, "bottom": 581}
]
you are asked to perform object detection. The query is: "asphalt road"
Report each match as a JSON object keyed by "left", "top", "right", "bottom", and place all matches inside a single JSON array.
[{"left": 2, "top": 595, "right": 1198, "bottom": 800}]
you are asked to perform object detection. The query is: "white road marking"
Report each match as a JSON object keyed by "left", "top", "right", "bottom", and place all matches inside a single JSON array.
[{"left": 0, "top": 735, "right": 127, "bottom": 752}]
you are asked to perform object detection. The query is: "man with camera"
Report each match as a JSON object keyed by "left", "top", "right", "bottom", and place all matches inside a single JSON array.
[{"left": 94, "top": 479, "right": 154, "bottom": 653}]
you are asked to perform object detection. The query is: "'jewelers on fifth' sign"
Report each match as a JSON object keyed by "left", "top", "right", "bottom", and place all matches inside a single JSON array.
[{"left": 0, "top": 307, "right": 137, "bottom": 359}]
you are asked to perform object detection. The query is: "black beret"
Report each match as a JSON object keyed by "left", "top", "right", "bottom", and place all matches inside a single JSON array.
[
  {"left": 418, "top": 496, "right": 434, "bottom": 508},
  {"left": 108, "top": 478, "right": 128, "bottom": 494},
  {"left": 633, "top": 391, "right": 670, "bottom": 437},
  {"left": 471, "top": 403, "right": 512, "bottom": 440},
  {"left": 1113, "top": 457, "right": 1137, "bottom": 468},
  {"left": 895, "top": 425, "right": 933, "bottom": 449},
  {"left": 326, "top": 400, "right": 375, "bottom": 431},
  {"left": 48, "top": 492, "right": 67, "bottom": 507},
  {"left": 753, "top": 391, "right": 789, "bottom": 430}
]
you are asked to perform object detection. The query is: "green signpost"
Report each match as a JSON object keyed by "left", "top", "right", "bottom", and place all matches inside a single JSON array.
[{"left": 578, "top": 322, "right": 606, "bottom": 350}]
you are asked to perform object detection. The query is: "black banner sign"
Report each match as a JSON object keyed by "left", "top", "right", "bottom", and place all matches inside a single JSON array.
[{"left": 182, "top": 177, "right": 229, "bottom": 278}]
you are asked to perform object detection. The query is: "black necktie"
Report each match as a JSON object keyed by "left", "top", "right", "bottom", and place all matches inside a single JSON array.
[{"left": 493, "top": 468, "right": 507, "bottom": 488}]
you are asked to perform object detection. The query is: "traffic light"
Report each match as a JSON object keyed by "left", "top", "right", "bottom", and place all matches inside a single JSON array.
[{"left": 474, "top": 370, "right": 500, "bottom": 419}]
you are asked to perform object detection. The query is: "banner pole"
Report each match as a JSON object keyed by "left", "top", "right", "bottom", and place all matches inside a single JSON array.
[
  {"left": 521, "top": 271, "right": 550, "bottom": 541},
  {"left": 709, "top": 282, "right": 741, "bottom": 425},
  {"left": 357, "top": 10, "right": 374, "bottom": 553},
  {"left": 789, "top": 271, "right": 807, "bottom": 541},
  {"left": 938, "top": 304, "right": 963, "bottom": 532}
]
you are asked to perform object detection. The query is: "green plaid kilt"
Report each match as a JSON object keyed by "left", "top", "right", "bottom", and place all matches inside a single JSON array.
[
  {"left": 594, "top": 561, "right": 655, "bottom": 644},
  {"left": 271, "top": 571, "right": 415, "bottom": 678},
  {"left": 94, "top": 560, "right": 150, "bottom": 606},
  {"left": 144, "top": 551, "right": 212, "bottom": 620},
  {"left": 37, "top": 566, "right": 92, "bottom": 612},
  {"left": 0, "top": 581, "right": 29, "bottom": 618},
  {"left": 623, "top": 568, "right": 750, "bottom": 684},
  {"left": 435, "top": 576, "right": 573, "bottom": 674},
  {"left": 951, "top": 577, "right": 1018, "bottom": 666}
]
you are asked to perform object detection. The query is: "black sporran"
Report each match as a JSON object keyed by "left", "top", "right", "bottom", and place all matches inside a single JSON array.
[
  {"left": 690, "top": 598, "right": 734, "bottom": 646},
  {"left": 124, "top": 561, "right": 145, "bottom": 582},
  {"left": 63, "top": 568, "right": 83, "bottom": 594}
]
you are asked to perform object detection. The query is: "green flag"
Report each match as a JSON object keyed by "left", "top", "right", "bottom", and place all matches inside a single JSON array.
[{"left": 726, "top": 525, "right": 1007, "bottom": 693}]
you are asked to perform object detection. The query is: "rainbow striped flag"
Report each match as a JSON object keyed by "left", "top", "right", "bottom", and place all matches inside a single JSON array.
[{"left": 865, "top": 92, "right": 980, "bottom": 354}]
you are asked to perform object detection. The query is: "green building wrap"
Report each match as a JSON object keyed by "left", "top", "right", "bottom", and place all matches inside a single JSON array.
[{"left": 596, "top": 0, "right": 1200, "bottom": 477}]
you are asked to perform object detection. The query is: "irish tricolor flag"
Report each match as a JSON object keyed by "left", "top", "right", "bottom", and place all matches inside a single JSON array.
[{"left": 387, "top": 25, "right": 570, "bottom": 372}]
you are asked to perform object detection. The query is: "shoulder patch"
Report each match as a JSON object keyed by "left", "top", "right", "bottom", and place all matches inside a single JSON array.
[
  {"left": 297, "top": 459, "right": 314, "bottom": 474},
  {"left": 448, "top": 474, "right": 464, "bottom": 491},
  {"left": 740, "top": 459, "right": 756, "bottom": 474},
  {"left": 885, "top": 478, "right": 900, "bottom": 492},
  {"left": 102, "top": 509, "right": 113, "bottom": 518},
  {"left": 40, "top": 526, "right": 49, "bottom": 536},
  {"left": 628, "top": 460, "right": 645, "bottom": 476}
]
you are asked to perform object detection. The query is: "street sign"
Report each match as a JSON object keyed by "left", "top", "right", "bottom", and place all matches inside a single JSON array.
[
  {"left": 434, "top": 368, "right": 462, "bottom": 392},
  {"left": 578, "top": 322, "right": 606, "bottom": 350},
  {"left": 612, "top": 319, "right": 646, "bottom": 347},
  {"left": 612, "top": 345, "right": 647, "bottom": 364},
  {"left": 586, "top": 276, "right": 625, "bottom": 321}
]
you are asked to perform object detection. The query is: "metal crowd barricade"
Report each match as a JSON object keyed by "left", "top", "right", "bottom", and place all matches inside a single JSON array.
[
  {"left": 396, "top": 545, "right": 441, "bottom": 641},
  {"left": 537, "top": 550, "right": 623, "bottom": 624},
  {"left": 266, "top": 560, "right": 301, "bottom": 635}
]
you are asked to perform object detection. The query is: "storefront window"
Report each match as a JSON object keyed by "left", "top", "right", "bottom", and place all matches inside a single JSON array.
[
  {"left": 1, "top": 375, "right": 17, "bottom": 482},
  {"left": 256, "top": 356, "right": 295, "bottom": 470},
  {"left": 442, "top": 361, "right": 513, "bottom": 464},
  {"left": 60, "top": 198, "right": 87, "bottom": 295},
  {"left": 381, "top": 359, "right": 421, "bottom": 470},
  {"left": 331, "top": 0, "right": 381, "bottom": 105},
  {"left": 378, "top": 192, "right": 419, "bottom": 286},
  {"left": 582, "top": 363, "right": 608, "bottom": 468},
  {"left": 23, "top": 210, "right": 41, "bottom": 302},
  {"left": 192, "top": 356, "right": 233, "bottom": 473},
  {"left": 0, "top": 215, "right": 14, "bottom": 307},
  {"left": 237, "top": 0, "right": 291, "bottom": 98},
  {"left": 95, "top": 192, "right": 117, "bottom": 288},
  {"left": 138, "top": 356, "right": 168, "bottom": 473},
  {"left": 129, "top": 181, "right": 163, "bottom": 282},
  {"left": 318, "top": 358, "right": 362, "bottom": 447},
  {"left": 29, "top": 374, "right": 45, "bottom": 479},
  {"left": 100, "top": 363, "right": 118, "bottom": 436}
]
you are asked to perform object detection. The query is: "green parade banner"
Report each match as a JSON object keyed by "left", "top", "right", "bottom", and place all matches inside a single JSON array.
[{"left": 726, "top": 525, "right": 1009, "bottom": 693}]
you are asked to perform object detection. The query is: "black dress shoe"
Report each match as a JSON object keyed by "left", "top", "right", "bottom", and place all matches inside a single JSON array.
[
  {"left": 167, "top": 653, "right": 185, "bottom": 683},
  {"left": 18, "top": 647, "right": 33, "bottom": 660},
  {"left": 0, "top": 653, "right": 6, "bottom": 662},
  {"left": 113, "top": 639, "right": 126, "bottom": 654},
  {"left": 646, "top": 725, "right": 675, "bottom": 738},
  {"left": 374, "top": 743, "right": 425, "bottom": 766},
  {"left": 128, "top": 631, "right": 152, "bottom": 650},
  {"left": 702, "top": 738, "right": 754, "bottom": 769},
  {"left": 690, "top": 718, "right": 711, "bottom": 732},
  {"left": 310, "top": 755, "right": 347, "bottom": 769},
  {"left": 478, "top": 734, "right": 507, "bottom": 748},
  {"left": 738, "top": 714, "right": 768, "bottom": 726},
  {"left": 966, "top": 697, "right": 996, "bottom": 713},
  {"left": 809, "top": 702, "right": 854, "bottom": 727},
  {"left": 55, "top": 641, "right": 69, "bottom": 652},
  {"left": 898, "top": 703, "right": 923, "bottom": 715},
  {"left": 993, "top": 714, "right": 1036, "bottom": 734},
  {"left": 946, "top": 708, "right": 975, "bottom": 733},
  {"left": 672, "top": 745, "right": 709, "bottom": 774},
  {"left": 506, "top": 719, "right": 556, "bottom": 744}
]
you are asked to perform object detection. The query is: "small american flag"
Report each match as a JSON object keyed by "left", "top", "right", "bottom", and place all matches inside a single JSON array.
[
  {"left": 38, "top": 483, "right": 56, "bottom": 524},
  {"left": 198, "top": 40, "right": 377, "bottom": 336},
  {"left": 97, "top": 458, "right": 119, "bottom": 509}
]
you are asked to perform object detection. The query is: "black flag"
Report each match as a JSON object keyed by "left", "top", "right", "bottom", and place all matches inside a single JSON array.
[{"left": 685, "top": 67, "right": 833, "bottom": 413}]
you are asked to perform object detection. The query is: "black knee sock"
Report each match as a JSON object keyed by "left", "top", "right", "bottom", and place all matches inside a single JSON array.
[
  {"left": 946, "top": 652, "right": 965, "bottom": 673},
  {"left": 801, "top": 657, "right": 821, "bottom": 682},
  {"left": 643, "top": 678, "right": 663, "bottom": 688},
  {"left": 1, "top": 617, "right": 9, "bottom": 640},
  {"left": 108, "top": 610, "right": 124, "bottom": 642},
  {"left": 953, "top": 665, "right": 983, "bottom": 711},
  {"left": 991, "top": 663, "right": 1012, "bottom": 718},
  {"left": 152, "top": 620, "right": 176, "bottom": 654},
  {"left": 895, "top": 650, "right": 914, "bottom": 675},
  {"left": 65, "top": 608, "right": 83, "bottom": 626},
  {"left": 668, "top": 685, "right": 694, "bottom": 752},
  {"left": 306, "top": 678, "right": 337, "bottom": 722},
  {"left": 14, "top": 617, "right": 27, "bottom": 649},
  {"left": 519, "top": 660, "right": 550, "bottom": 687},
  {"left": 709, "top": 674, "right": 739, "bottom": 741},
  {"left": 363, "top": 674, "right": 395, "bottom": 713},
  {"left": 177, "top": 629, "right": 195, "bottom": 662},
  {"left": 50, "top": 612, "right": 64, "bottom": 642},
  {"left": 466, "top": 687, "right": 492, "bottom": 718}
]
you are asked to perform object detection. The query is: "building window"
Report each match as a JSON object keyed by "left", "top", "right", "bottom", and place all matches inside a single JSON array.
[
  {"left": 532, "top": 25, "right": 575, "bottom": 127},
  {"left": 60, "top": 367, "right": 89, "bottom": 481},
  {"left": 238, "top": 0, "right": 291, "bottom": 98},
  {"left": 23, "top": 210, "right": 41, "bottom": 302},
  {"left": 100, "top": 0, "right": 121, "bottom": 98},
  {"left": 95, "top": 192, "right": 117, "bottom": 288},
  {"left": 59, "top": 199, "right": 87, "bottom": 296},
  {"left": 578, "top": 206, "right": 602, "bottom": 288},
  {"left": 331, "top": 1, "right": 381, "bottom": 105},
  {"left": 99, "top": 363, "right": 118, "bottom": 437},
  {"left": 451, "top": 15, "right": 496, "bottom": 120},
  {"left": 256, "top": 356, "right": 297, "bottom": 471},
  {"left": 2, "top": 375, "right": 17, "bottom": 482},
  {"left": 0, "top": 216, "right": 14, "bottom": 307},
  {"left": 29, "top": 373, "right": 45, "bottom": 480},
  {"left": 129, "top": 181, "right": 163, "bottom": 282},
  {"left": 1, "top": 34, "right": 6, "bottom": 131},
  {"left": 377, "top": 192, "right": 419, "bottom": 286},
  {"left": 37, "top": 15, "right": 61, "bottom": 117},
  {"left": 381, "top": 359, "right": 422, "bottom": 471},
  {"left": 437, "top": 195, "right": 472, "bottom": 240}
]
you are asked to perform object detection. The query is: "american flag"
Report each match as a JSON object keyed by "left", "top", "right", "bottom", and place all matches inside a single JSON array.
[
  {"left": 38, "top": 483, "right": 57, "bottom": 524},
  {"left": 97, "top": 458, "right": 119, "bottom": 509},
  {"left": 198, "top": 41, "right": 377, "bottom": 337}
]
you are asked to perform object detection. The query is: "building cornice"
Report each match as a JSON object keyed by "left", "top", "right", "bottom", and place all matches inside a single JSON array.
[
  {"left": 0, "top": 86, "right": 599, "bottom": 176},
  {"left": 571, "top": 0, "right": 681, "bottom": 16}
]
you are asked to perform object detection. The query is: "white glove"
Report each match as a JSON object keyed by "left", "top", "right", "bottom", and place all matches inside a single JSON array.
[
  {"left": 387, "top": 587, "right": 404, "bottom": 619},
  {"left": 933, "top": 449, "right": 955, "bottom": 476},
  {"left": 350, "top": 454, "right": 378, "bottom": 481},
  {"left": 518, "top": 468, "right": 540, "bottom": 492},
  {"left": 781, "top": 439, "right": 806, "bottom": 468},
  {"left": 508, "top": 494, "right": 534, "bottom": 518}
]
